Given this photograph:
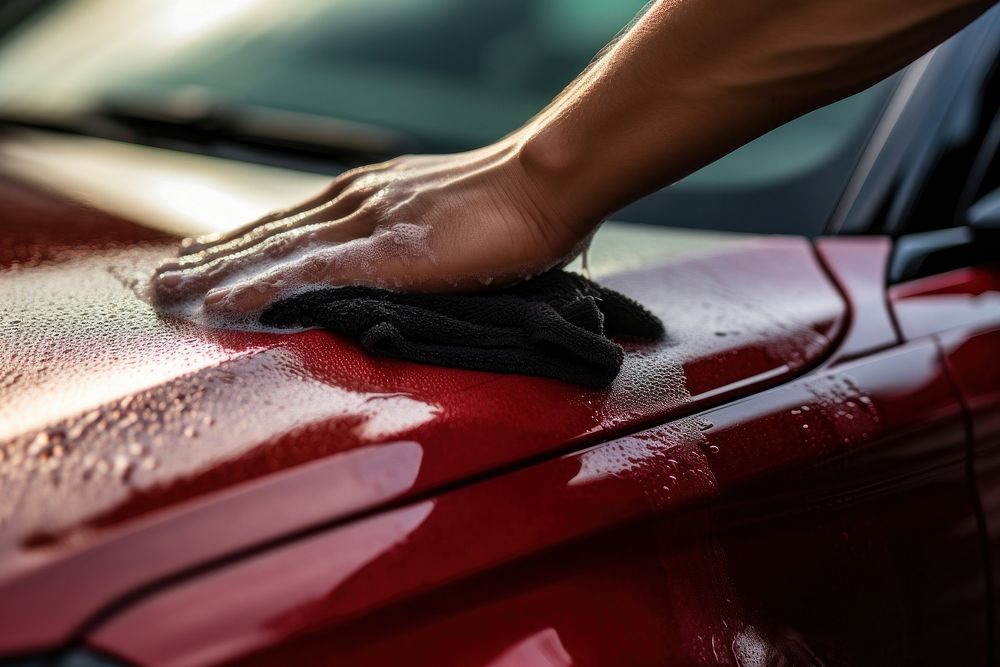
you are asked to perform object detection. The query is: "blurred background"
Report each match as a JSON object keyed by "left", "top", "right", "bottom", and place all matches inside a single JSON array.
[{"left": 0, "top": 0, "right": 898, "bottom": 235}]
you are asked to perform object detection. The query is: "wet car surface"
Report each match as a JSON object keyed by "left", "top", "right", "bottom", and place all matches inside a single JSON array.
[
  {"left": 0, "top": 136, "right": 845, "bottom": 653},
  {"left": 2, "top": 2, "right": 1000, "bottom": 666}
]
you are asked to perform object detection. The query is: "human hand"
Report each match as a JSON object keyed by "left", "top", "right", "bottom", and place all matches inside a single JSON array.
[{"left": 152, "top": 141, "right": 593, "bottom": 315}]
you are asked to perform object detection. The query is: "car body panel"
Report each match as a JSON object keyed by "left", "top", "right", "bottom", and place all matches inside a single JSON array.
[
  {"left": 0, "top": 135, "right": 847, "bottom": 654},
  {"left": 890, "top": 265, "right": 1000, "bottom": 341},
  {"left": 942, "top": 325, "right": 1000, "bottom": 646},
  {"left": 88, "top": 341, "right": 983, "bottom": 666},
  {"left": 814, "top": 236, "right": 899, "bottom": 364},
  {"left": 0, "top": 2, "right": 996, "bottom": 661},
  {"left": 896, "top": 265, "right": 1000, "bottom": 648}
]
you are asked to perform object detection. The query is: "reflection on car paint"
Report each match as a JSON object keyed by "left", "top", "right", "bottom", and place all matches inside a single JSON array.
[
  {"left": 484, "top": 628, "right": 571, "bottom": 667},
  {"left": 0, "top": 174, "right": 848, "bottom": 655}
]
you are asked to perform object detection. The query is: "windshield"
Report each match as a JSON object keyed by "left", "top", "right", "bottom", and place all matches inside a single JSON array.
[{"left": 0, "top": 0, "right": 896, "bottom": 235}]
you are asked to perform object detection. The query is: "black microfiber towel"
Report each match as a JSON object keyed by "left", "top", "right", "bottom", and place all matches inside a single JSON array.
[{"left": 259, "top": 270, "right": 665, "bottom": 387}]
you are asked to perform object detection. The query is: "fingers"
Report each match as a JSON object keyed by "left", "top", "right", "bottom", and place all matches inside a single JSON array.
[
  {"left": 177, "top": 190, "right": 329, "bottom": 257},
  {"left": 157, "top": 186, "right": 370, "bottom": 275},
  {"left": 175, "top": 162, "right": 393, "bottom": 257},
  {"left": 153, "top": 213, "right": 375, "bottom": 307},
  {"left": 177, "top": 202, "right": 306, "bottom": 256},
  {"left": 158, "top": 162, "right": 397, "bottom": 276},
  {"left": 153, "top": 147, "right": 549, "bottom": 318},
  {"left": 202, "top": 252, "right": 341, "bottom": 315},
  {"left": 201, "top": 245, "right": 398, "bottom": 315},
  {"left": 199, "top": 220, "right": 435, "bottom": 315}
]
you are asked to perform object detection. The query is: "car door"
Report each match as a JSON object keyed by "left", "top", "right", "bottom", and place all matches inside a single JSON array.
[
  {"left": 892, "top": 130, "right": 1000, "bottom": 660},
  {"left": 906, "top": 256, "right": 1000, "bottom": 666}
]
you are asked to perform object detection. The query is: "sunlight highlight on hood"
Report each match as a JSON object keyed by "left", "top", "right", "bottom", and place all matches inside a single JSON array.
[
  {"left": 152, "top": 0, "right": 268, "bottom": 45},
  {"left": 0, "top": 132, "right": 329, "bottom": 237}
]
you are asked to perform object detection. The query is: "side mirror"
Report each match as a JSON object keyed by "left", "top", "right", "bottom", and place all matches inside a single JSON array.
[{"left": 889, "top": 190, "right": 1000, "bottom": 283}]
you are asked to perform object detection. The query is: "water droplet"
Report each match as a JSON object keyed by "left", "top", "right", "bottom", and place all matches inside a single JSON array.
[
  {"left": 113, "top": 454, "right": 133, "bottom": 481},
  {"left": 28, "top": 431, "right": 49, "bottom": 456}
]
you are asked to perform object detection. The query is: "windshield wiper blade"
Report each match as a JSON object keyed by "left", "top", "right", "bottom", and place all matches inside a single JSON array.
[{"left": 85, "top": 87, "right": 413, "bottom": 162}]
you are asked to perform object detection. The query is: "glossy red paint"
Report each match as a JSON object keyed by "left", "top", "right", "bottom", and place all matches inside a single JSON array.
[
  {"left": 890, "top": 265, "right": 1000, "bottom": 340},
  {"left": 0, "top": 133, "right": 985, "bottom": 665},
  {"left": 918, "top": 264, "right": 1000, "bottom": 647},
  {"left": 886, "top": 260, "right": 1000, "bottom": 657},
  {"left": 944, "top": 328, "right": 1000, "bottom": 643},
  {"left": 814, "top": 236, "right": 899, "bottom": 363},
  {"left": 0, "top": 178, "right": 169, "bottom": 267},
  {"left": 89, "top": 341, "right": 983, "bottom": 666},
  {"left": 892, "top": 266, "right": 1000, "bottom": 436},
  {"left": 0, "top": 174, "right": 847, "bottom": 654}
]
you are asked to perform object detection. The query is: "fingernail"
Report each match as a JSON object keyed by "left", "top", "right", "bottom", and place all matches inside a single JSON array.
[
  {"left": 156, "top": 272, "right": 182, "bottom": 288},
  {"left": 204, "top": 288, "right": 229, "bottom": 305}
]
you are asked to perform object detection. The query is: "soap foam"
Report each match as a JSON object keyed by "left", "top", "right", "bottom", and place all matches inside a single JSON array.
[
  {"left": 153, "top": 215, "right": 601, "bottom": 332},
  {"left": 153, "top": 221, "right": 434, "bottom": 333}
]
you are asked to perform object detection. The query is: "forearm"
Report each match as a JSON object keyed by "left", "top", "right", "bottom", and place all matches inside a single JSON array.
[
  {"left": 157, "top": 0, "right": 1000, "bottom": 305},
  {"left": 517, "top": 0, "right": 995, "bottom": 227}
]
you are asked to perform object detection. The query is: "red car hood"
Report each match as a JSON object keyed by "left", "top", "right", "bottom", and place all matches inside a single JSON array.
[{"left": 0, "top": 133, "right": 846, "bottom": 653}]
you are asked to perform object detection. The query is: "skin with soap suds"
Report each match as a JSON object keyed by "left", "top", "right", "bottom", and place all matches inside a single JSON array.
[{"left": 153, "top": 0, "right": 995, "bottom": 314}]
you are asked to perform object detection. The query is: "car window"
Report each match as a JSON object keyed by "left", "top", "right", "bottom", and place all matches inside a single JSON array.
[{"left": 0, "top": 0, "right": 897, "bottom": 235}]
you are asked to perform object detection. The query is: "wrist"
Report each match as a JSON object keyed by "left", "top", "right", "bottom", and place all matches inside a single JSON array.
[{"left": 512, "top": 123, "right": 609, "bottom": 233}]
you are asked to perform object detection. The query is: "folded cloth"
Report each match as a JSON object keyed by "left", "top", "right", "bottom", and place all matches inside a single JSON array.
[{"left": 259, "top": 270, "right": 664, "bottom": 387}]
